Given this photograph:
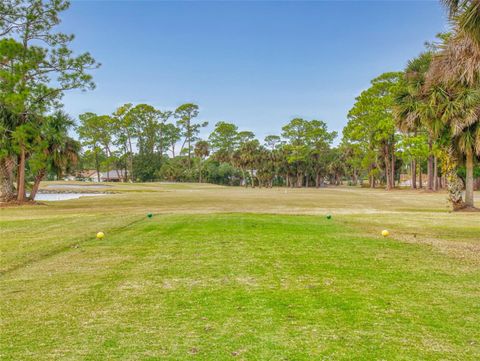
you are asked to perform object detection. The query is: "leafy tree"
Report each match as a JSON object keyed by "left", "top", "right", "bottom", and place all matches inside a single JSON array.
[
  {"left": 396, "top": 132, "right": 429, "bottom": 188},
  {"left": 237, "top": 131, "right": 255, "bottom": 145},
  {"left": 112, "top": 103, "right": 136, "bottom": 181},
  {"left": 209, "top": 121, "right": 239, "bottom": 152},
  {"left": 203, "top": 160, "right": 240, "bottom": 185},
  {"left": 157, "top": 156, "right": 190, "bottom": 182},
  {"left": 282, "top": 118, "right": 310, "bottom": 187},
  {"left": 281, "top": 118, "right": 337, "bottom": 187},
  {"left": 307, "top": 120, "right": 337, "bottom": 187},
  {"left": 162, "top": 123, "right": 182, "bottom": 157},
  {"left": 175, "top": 103, "right": 207, "bottom": 166},
  {"left": 208, "top": 121, "right": 239, "bottom": 163},
  {"left": 78, "top": 113, "right": 120, "bottom": 181},
  {"left": 343, "top": 72, "right": 402, "bottom": 189},
  {"left": 77, "top": 113, "right": 104, "bottom": 182},
  {"left": 133, "top": 153, "right": 163, "bottom": 182},
  {"left": 338, "top": 141, "right": 363, "bottom": 185},
  {"left": 0, "top": 0, "right": 98, "bottom": 201},
  {"left": 156, "top": 110, "right": 173, "bottom": 155},
  {"left": 264, "top": 135, "right": 282, "bottom": 150}
]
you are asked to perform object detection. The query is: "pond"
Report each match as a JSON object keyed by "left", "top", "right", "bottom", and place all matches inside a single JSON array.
[{"left": 34, "top": 193, "right": 107, "bottom": 201}]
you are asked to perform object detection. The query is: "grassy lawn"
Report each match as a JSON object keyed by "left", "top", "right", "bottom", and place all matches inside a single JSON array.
[{"left": 1, "top": 183, "right": 479, "bottom": 360}]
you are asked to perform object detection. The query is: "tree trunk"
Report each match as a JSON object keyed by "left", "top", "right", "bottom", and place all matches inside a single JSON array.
[
  {"left": 433, "top": 156, "right": 438, "bottom": 191},
  {"left": 0, "top": 157, "right": 16, "bottom": 202},
  {"left": 315, "top": 172, "right": 320, "bottom": 188},
  {"left": 384, "top": 145, "right": 392, "bottom": 190},
  {"left": 17, "top": 146, "right": 27, "bottom": 202},
  {"left": 95, "top": 153, "right": 101, "bottom": 182},
  {"left": 29, "top": 169, "right": 46, "bottom": 201},
  {"left": 411, "top": 159, "right": 417, "bottom": 189},
  {"left": 391, "top": 151, "right": 395, "bottom": 189},
  {"left": 465, "top": 151, "right": 474, "bottom": 207},
  {"left": 296, "top": 172, "right": 303, "bottom": 188},
  {"left": 427, "top": 137, "right": 433, "bottom": 190},
  {"left": 187, "top": 122, "right": 191, "bottom": 168},
  {"left": 419, "top": 163, "right": 423, "bottom": 189},
  {"left": 128, "top": 137, "right": 134, "bottom": 182}
]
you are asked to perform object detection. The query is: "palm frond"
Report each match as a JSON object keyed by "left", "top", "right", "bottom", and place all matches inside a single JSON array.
[{"left": 427, "top": 30, "right": 480, "bottom": 86}]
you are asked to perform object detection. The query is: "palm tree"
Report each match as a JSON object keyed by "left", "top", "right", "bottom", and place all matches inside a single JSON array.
[
  {"left": 442, "top": 1, "right": 480, "bottom": 46},
  {"left": 395, "top": 55, "right": 428, "bottom": 189},
  {"left": 428, "top": 31, "right": 480, "bottom": 86},
  {"left": 425, "top": 20, "right": 480, "bottom": 208},
  {"left": 438, "top": 85, "right": 480, "bottom": 208},
  {"left": 425, "top": 14, "right": 478, "bottom": 196},
  {"left": 194, "top": 140, "right": 209, "bottom": 183},
  {"left": 395, "top": 52, "right": 446, "bottom": 190},
  {"left": 29, "top": 111, "right": 80, "bottom": 201}
]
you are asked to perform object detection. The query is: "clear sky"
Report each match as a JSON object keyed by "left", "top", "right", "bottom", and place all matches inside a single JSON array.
[{"left": 61, "top": 0, "right": 449, "bottom": 142}]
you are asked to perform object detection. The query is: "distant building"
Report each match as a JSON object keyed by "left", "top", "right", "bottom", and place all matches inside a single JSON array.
[
  {"left": 76, "top": 170, "right": 97, "bottom": 181},
  {"left": 97, "top": 170, "right": 126, "bottom": 182}
]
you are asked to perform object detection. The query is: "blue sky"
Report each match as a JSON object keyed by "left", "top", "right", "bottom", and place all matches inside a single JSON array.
[{"left": 61, "top": 0, "right": 448, "bottom": 142}]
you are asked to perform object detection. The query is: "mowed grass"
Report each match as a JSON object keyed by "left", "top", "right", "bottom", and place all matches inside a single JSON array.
[{"left": 1, "top": 183, "right": 479, "bottom": 360}]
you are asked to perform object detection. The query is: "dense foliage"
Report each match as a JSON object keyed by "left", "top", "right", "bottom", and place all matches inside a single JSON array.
[
  {"left": 0, "top": 0, "right": 98, "bottom": 201},
  {"left": 1, "top": 0, "right": 479, "bottom": 209},
  {"left": 78, "top": 105, "right": 338, "bottom": 187}
]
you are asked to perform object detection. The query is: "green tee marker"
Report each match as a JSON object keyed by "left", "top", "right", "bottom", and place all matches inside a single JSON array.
[
  {"left": 326, "top": 214, "right": 332, "bottom": 220},
  {"left": 147, "top": 213, "right": 153, "bottom": 218}
]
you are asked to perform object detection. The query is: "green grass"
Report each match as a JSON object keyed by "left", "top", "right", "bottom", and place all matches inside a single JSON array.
[{"left": 1, "top": 183, "right": 479, "bottom": 360}]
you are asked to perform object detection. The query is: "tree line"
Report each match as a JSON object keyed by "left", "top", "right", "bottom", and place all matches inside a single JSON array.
[
  {"left": 78, "top": 104, "right": 340, "bottom": 189},
  {"left": 1, "top": 0, "right": 479, "bottom": 210},
  {"left": 341, "top": 24, "right": 480, "bottom": 209}
]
